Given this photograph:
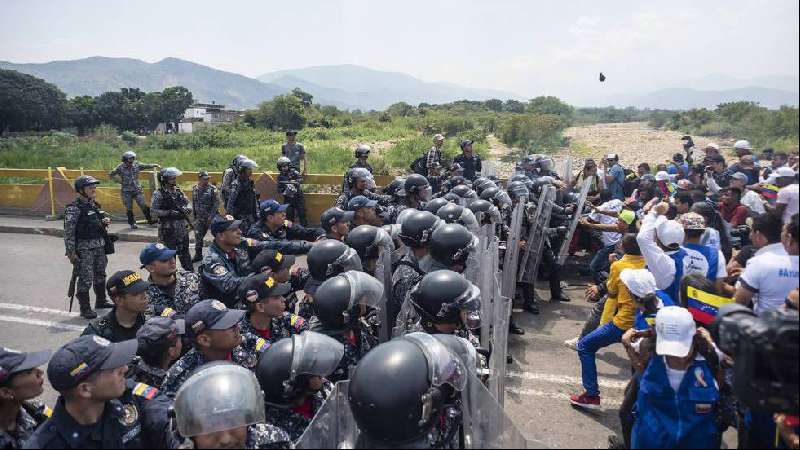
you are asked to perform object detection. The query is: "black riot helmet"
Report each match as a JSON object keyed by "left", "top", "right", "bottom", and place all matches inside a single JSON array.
[
  {"left": 423, "top": 198, "right": 450, "bottom": 215},
  {"left": 256, "top": 332, "right": 345, "bottom": 407},
  {"left": 158, "top": 167, "right": 182, "bottom": 186},
  {"left": 436, "top": 203, "right": 465, "bottom": 224},
  {"left": 307, "top": 240, "right": 363, "bottom": 281},
  {"left": 403, "top": 174, "right": 431, "bottom": 200},
  {"left": 74, "top": 175, "right": 101, "bottom": 196},
  {"left": 410, "top": 270, "right": 481, "bottom": 332},
  {"left": 473, "top": 178, "right": 496, "bottom": 196},
  {"left": 507, "top": 181, "right": 530, "bottom": 202},
  {"left": 349, "top": 336, "right": 466, "bottom": 447},
  {"left": 382, "top": 178, "right": 405, "bottom": 199},
  {"left": 479, "top": 186, "right": 501, "bottom": 202},
  {"left": 443, "top": 176, "right": 468, "bottom": 193},
  {"left": 399, "top": 211, "right": 441, "bottom": 249},
  {"left": 468, "top": 199, "right": 499, "bottom": 224},
  {"left": 468, "top": 199, "right": 492, "bottom": 216},
  {"left": 355, "top": 144, "right": 371, "bottom": 159},
  {"left": 450, "top": 184, "right": 472, "bottom": 198},
  {"left": 429, "top": 223, "right": 476, "bottom": 271},
  {"left": 345, "top": 225, "right": 383, "bottom": 262},
  {"left": 312, "top": 271, "right": 384, "bottom": 331},
  {"left": 121, "top": 151, "right": 136, "bottom": 162}
]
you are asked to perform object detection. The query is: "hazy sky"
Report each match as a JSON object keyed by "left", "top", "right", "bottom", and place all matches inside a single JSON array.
[{"left": 2, "top": 0, "right": 798, "bottom": 104}]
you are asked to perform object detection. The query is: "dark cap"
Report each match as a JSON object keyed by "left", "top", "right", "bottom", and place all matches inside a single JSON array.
[
  {"left": 259, "top": 200, "right": 289, "bottom": 216},
  {"left": 460, "top": 139, "right": 473, "bottom": 149},
  {"left": 211, "top": 215, "right": 242, "bottom": 235},
  {"left": 0, "top": 347, "right": 51, "bottom": 384},
  {"left": 47, "top": 336, "right": 137, "bottom": 391},
  {"left": 240, "top": 273, "right": 292, "bottom": 304},
  {"left": 185, "top": 299, "right": 245, "bottom": 338},
  {"left": 286, "top": 130, "right": 298, "bottom": 136},
  {"left": 106, "top": 270, "right": 150, "bottom": 298},
  {"left": 347, "top": 196, "right": 378, "bottom": 212},
  {"left": 250, "top": 250, "right": 296, "bottom": 274},
  {"left": 320, "top": 207, "right": 354, "bottom": 230},
  {"left": 198, "top": 171, "right": 210, "bottom": 179},
  {"left": 139, "top": 243, "right": 177, "bottom": 268},
  {"left": 136, "top": 317, "right": 185, "bottom": 350}
]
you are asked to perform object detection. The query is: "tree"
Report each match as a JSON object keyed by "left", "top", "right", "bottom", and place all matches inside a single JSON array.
[
  {"left": 68, "top": 95, "right": 99, "bottom": 135},
  {"left": 483, "top": 99, "right": 504, "bottom": 112},
  {"left": 0, "top": 69, "right": 69, "bottom": 132},
  {"left": 159, "top": 86, "right": 193, "bottom": 124},
  {"left": 291, "top": 88, "right": 314, "bottom": 107},
  {"left": 387, "top": 102, "right": 416, "bottom": 117},
  {"left": 503, "top": 99, "right": 525, "bottom": 113},
  {"left": 526, "top": 96, "right": 574, "bottom": 118}
]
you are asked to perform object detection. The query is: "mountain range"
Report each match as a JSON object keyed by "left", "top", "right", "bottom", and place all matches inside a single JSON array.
[{"left": 1, "top": 56, "right": 797, "bottom": 111}]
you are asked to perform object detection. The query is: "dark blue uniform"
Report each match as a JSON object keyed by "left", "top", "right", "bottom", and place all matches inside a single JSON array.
[
  {"left": 453, "top": 153, "right": 482, "bottom": 181},
  {"left": 199, "top": 239, "right": 282, "bottom": 308},
  {"left": 245, "top": 220, "right": 319, "bottom": 255}
]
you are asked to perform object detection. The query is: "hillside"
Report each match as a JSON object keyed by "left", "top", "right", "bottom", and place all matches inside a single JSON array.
[
  {"left": 0, "top": 57, "right": 285, "bottom": 109},
  {"left": 610, "top": 86, "right": 799, "bottom": 110}
]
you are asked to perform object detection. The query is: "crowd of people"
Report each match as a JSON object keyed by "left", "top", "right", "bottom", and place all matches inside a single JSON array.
[{"left": 1, "top": 132, "right": 798, "bottom": 449}]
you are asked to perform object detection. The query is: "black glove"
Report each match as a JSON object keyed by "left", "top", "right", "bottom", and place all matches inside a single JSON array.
[{"left": 169, "top": 210, "right": 184, "bottom": 219}]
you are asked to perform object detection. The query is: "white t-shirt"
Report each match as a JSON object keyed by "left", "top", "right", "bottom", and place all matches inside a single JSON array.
[
  {"left": 590, "top": 200, "right": 624, "bottom": 247},
  {"left": 665, "top": 364, "right": 687, "bottom": 392},
  {"left": 741, "top": 190, "right": 766, "bottom": 215},
  {"left": 740, "top": 243, "right": 800, "bottom": 315},
  {"left": 777, "top": 184, "right": 799, "bottom": 224}
]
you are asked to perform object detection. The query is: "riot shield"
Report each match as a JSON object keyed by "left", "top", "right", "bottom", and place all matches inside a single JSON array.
[
  {"left": 517, "top": 185, "right": 556, "bottom": 284},
  {"left": 374, "top": 245, "right": 393, "bottom": 343},
  {"left": 560, "top": 156, "right": 574, "bottom": 186},
  {"left": 487, "top": 274, "right": 511, "bottom": 407},
  {"left": 500, "top": 201, "right": 525, "bottom": 301},
  {"left": 557, "top": 177, "right": 592, "bottom": 265},
  {"left": 477, "top": 224, "right": 496, "bottom": 347},
  {"left": 296, "top": 381, "right": 358, "bottom": 449}
]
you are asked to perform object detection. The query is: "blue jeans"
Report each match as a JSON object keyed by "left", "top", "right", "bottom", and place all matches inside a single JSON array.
[
  {"left": 578, "top": 322, "right": 625, "bottom": 396},
  {"left": 589, "top": 244, "right": 616, "bottom": 285}
]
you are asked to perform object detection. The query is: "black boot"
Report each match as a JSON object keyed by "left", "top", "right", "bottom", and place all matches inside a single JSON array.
[
  {"left": 509, "top": 318, "right": 525, "bottom": 335},
  {"left": 551, "top": 289, "right": 572, "bottom": 302},
  {"left": 550, "top": 265, "right": 571, "bottom": 302},
  {"left": 143, "top": 207, "right": 157, "bottom": 226},
  {"left": 192, "top": 249, "right": 203, "bottom": 263},
  {"left": 77, "top": 292, "right": 97, "bottom": 320},
  {"left": 523, "top": 284, "right": 540, "bottom": 315},
  {"left": 94, "top": 284, "right": 115, "bottom": 309},
  {"left": 127, "top": 210, "right": 138, "bottom": 230}
]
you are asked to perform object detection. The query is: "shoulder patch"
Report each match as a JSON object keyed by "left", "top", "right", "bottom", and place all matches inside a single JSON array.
[
  {"left": 255, "top": 338, "right": 270, "bottom": 353},
  {"left": 290, "top": 315, "right": 305, "bottom": 331},
  {"left": 43, "top": 405, "right": 53, "bottom": 418},
  {"left": 212, "top": 265, "right": 228, "bottom": 276},
  {"left": 132, "top": 382, "right": 159, "bottom": 400}
]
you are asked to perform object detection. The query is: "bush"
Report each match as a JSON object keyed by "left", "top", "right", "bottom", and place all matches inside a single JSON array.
[
  {"left": 498, "top": 114, "right": 568, "bottom": 153},
  {"left": 120, "top": 131, "right": 138, "bottom": 146}
]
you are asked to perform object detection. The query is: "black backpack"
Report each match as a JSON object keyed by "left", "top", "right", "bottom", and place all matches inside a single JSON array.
[{"left": 410, "top": 153, "right": 428, "bottom": 176}]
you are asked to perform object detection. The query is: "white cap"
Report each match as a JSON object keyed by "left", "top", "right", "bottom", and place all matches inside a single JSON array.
[
  {"left": 620, "top": 269, "right": 657, "bottom": 298},
  {"left": 705, "top": 142, "right": 720, "bottom": 150},
  {"left": 656, "top": 220, "right": 685, "bottom": 248},
  {"left": 766, "top": 167, "right": 797, "bottom": 184},
  {"left": 655, "top": 171, "right": 670, "bottom": 182},
  {"left": 734, "top": 140, "right": 752, "bottom": 151},
  {"left": 655, "top": 306, "right": 696, "bottom": 357}
]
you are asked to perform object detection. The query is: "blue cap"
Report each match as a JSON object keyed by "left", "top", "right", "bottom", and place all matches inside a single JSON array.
[
  {"left": 139, "top": 243, "right": 178, "bottom": 268},
  {"left": 347, "top": 196, "right": 378, "bottom": 212},
  {"left": 259, "top": 200, "right": 289, "bottom": 216},
  {"left": 136, "top": 317, "right": 186, "bottom": 351},
  {"left": 210, "top": 215, "right": 242, "bottom": 235},
  {"left": 185, "top": 299, "right": 245, "bottom": 339},
  {"left": 0, "top": 347, "right": 51, "bottom": 384},
  {"left": 47, "top": 336, "right": 138, "bottom": 391}
]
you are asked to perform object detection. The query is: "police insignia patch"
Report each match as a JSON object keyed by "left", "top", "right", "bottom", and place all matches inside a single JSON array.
[
  {"left": 93, "top": 336, "right": 111, "bottom": 347},
  {"left": 213, "top": 265, "right": 228, "bottom": 276},
  {"left": 211, "top": 300, "right": 226, "bottom": 311},
  {"left": 120, "top": 404, "right": 139, "bottom": 426},
  {"left": 155, "top": 243, "right": 165, "bottom": 250}
]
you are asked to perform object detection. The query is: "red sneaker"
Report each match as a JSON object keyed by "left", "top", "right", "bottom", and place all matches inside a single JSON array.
[{"left": 569, "top": 392, "right": 601, "bottom": 410}]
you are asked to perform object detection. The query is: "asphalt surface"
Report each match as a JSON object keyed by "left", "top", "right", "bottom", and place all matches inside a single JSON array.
[{"left": 0, "top": 231, "right": 688, "bottom": 448}]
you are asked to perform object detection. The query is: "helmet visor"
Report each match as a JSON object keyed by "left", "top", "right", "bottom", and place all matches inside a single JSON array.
[
  {"left": 331, "top": 247, "right": 363, "bottom": 275},
  {"left": 405, "top": 333, "right": 467, "bottom": 392},
  {"left": 454, "top": 284, "right": 482, "bottom": 330},
  {"left": 290, "top": 332, "right": 345, "bottom": 380},
  {"left": 343, "top": 271, "right": 385, "bottom": 311}
]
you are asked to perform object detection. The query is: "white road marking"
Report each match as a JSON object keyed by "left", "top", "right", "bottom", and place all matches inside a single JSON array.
[
  {"left": 506, "top": 388, "right": 623, "bottom": 408},
  {"left": 0, "top": 315, "right": 84, "bottom": 332},
  {"left": 506, "top": 371, "right": 629, "bottom": 391},
  {"left": 0, "top": 303, "right": 80, "bottom": 318}
]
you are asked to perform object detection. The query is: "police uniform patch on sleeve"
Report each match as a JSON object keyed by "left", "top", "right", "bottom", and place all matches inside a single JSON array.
[
  {"left": 255, "top": 338, "right": 270, "bottom": 352},
  {"left": 246, "top": 238, "right": 255, "bottom": 247},
  {"left": 211, "top": 300, "right": 227, "bottom": 311},
  {"left": 43, "top": 405, "right": 53, "bottom": 418},
  {"left": 290, "top": 315, "right": 305, "bottom": 331},
  {"left": 161, "top": 307, "right": 176, "bottom": 318},
  {"left": 275, "top": 252, "right": 283, "bottom": 262},
  {"left": 212, "top": 265, "right": 228, "bottom": 276},
  {"left": 120, "top": 404, "right": 139, "bottom": 426},
  {"left": 132, "top": 382, "right": 159, "bottom": 400}
]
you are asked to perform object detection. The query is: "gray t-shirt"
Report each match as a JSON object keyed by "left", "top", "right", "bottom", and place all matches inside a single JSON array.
[{"left": 282, "top": 143, "right": 306, "bottom": 168}]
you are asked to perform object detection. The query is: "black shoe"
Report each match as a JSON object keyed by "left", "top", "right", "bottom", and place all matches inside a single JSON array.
[
  {"left": 523, "top": 302, "right": 540, "bottom": 315},
  {"left": 506, "top": 354, "right": 514, "bottom": 364},
  {"left": 552, "top": 291, "right": 572, "bottom": 302},
  {"left": 607, "top": 435, "right": 625, "bottom": 450},
  {"left": 80, "top": 306, "right": 97, "bottom": 320},
  {"left": 94, "top": 299, "right": 115, "bottom": 309},
  {"left": 509, "top": 323, "right": 525, "bottom": 335}
]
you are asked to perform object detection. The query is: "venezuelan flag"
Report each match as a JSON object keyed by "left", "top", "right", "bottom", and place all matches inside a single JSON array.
[
  {"left": 686, "top": 287, "right": 734, "bottom": 325},
  {"left": 133, "top": 383, "right": 159, "bottom": 400},
  {"left": 761, "top": 184, "right": 780, "bottom": 203}
]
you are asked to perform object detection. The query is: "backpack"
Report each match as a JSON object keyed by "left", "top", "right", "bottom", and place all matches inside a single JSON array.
[{"left": 410, "top": 153, "right": 428, "bottom": 176}]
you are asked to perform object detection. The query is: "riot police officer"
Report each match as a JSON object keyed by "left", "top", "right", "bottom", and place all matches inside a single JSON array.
[
  {"left": 310, "top": 271, "right": 384, "bottom": 382},
  {"left": 108, "top": 151, "right": 159, "bottom": 230},
  {"left": 350, "top": 144, "right": 374, "bottom": 173},
  {"left": 140, "top": 243, "right": 201, "bottom": 318},
  {"left": 255, "top": 332, "right": 344, "bottom": 441},
  {"left": 226, "top": 158, "right": 260, "bottom": 230},
  {"left": 151, "top": 167, "right": 193, "bottom": 271},
  {"left": 24, "top": 336, "right": 173, "bottom": 449},
  {"left": 335, "top": 168, "right": 391, "bottom": 211},
  {"left": 345, "top": 225, "right": 394, "bottom": 276},
  {"left": 319, "top": 207, "right": 354, "bottom": 241},
  {"left": 246, "top": 200, "right": 319, "bottom": 255},
  {"left": 192, "top": 170, "right": 219, "bottom": 262},
  {"left": 392, "top": 211, "right": 441, "bottom": 325},
  {"left": 400, "top": 174, "right": 432, "bottom": 211},
  {"left": 220, "top": 154, "right": 248, "bottom": 206},
  {"left": 303, "top": 240, "right": 363, "bottom": 296},
  {"left": 0, "top": 347, "right": 52, "bottom": 449},
  {"left": 130, "top": 316, "right": 185, "bottom": 388},
  {"left": 64, "top": 175, "right": 113, "bottom": 319},
  {"left": 429, "top": 223, "right": 478, "bottom": 274},
  {"left": 277, "top": 157, "right": 308, "bottom": 226},
  {"left": 173, "top": 363, "right": 291, "bottom": 449}
]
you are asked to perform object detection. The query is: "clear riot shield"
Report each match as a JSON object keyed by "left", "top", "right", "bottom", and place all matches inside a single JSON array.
[
  {"left": 461, "top": 372, "right": 536, "bottom": 449},
  {"left": 560, "top": 156, "right": 574, "bottom": 187},
  {"left": 517, "top": 185, "right": 556, "bottom": 284},
  {"left": 296, "top": 381, "right": 358, "bottom": 449},
  {"left": 500, "top": 201, "right": 525, "bottom": 301},
  {"left": 487, "top": 275, "right": 511, "bottom": 407},
  {"left": 557, "top": 178, "right": 592, "bottom": 265},
  {"left": 477, "top": 224, "right": 495, "bottom": 347},
  {"left": 374, "top": 246, "right": 393, "bottom": 343}
]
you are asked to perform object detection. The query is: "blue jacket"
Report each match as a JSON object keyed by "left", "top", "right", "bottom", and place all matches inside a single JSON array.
[
  {"left": 634, "top": 290, "right": 676, "bottom": 331},
  {"left": 633, "top": 356, "right": 720, "bottom": 449},
  {"left": 683, "top": 243, "right": 719, "bottom": 281}
]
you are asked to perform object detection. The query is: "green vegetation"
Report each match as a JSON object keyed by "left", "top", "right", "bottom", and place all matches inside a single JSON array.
[{"left": 649, "top": 102, "right": 799, "bottom": 151}]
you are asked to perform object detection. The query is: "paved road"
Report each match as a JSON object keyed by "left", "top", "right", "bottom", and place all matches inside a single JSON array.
[{"left": 0, "top": 232, "right": 637, "bottom": 448}]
